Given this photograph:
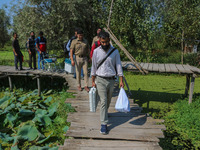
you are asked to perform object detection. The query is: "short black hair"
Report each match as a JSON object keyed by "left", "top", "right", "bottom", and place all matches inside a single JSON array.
[
  {"left": 75, "top": 27, "right": 80, "bottom": 32},
  {"left": 77, "top": 29, "right": 83, "bottom": 34},
  {"left": 99, "top": 31, "right": 109, "bottom": 39},
  {"left": 13, "top": 32, "right": 17, "bottom": 36},
  {"left": 39, "top": 31, "right": 43, "bottom": 35}
]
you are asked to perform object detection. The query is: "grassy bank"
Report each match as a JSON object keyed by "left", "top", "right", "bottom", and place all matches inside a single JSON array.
[{"left": 123, "top": 72, "right": 200, "bottom": 149}]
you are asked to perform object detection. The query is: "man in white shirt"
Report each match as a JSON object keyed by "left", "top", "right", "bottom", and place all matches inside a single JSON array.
[{"left": 91, "top": 31, "right": 124, "bottom": 135}]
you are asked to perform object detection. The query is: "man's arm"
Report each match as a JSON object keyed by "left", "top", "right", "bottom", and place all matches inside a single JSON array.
[
  {"left": 92, "top": 76, "right": 96, "bottom": 87},
  {"left": 66, "top": 40, "right": 71, "bottom": 51},
  {"left": 70, "top": 40, "right": 75, "bottom": 66},
  {"left": 119, "top": 76, "right": 124, "bottom": 88},
  {"left": 12, "top": 40, "right": 17, "bottom": 56},
  {"left": 36, "top": 38, "right": 41, "bottom": 54},
  {"left": 27, "top": 39, "right": 31, "bottom": 55}
]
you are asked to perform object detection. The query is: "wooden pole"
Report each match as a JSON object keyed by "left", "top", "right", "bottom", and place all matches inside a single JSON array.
[
  {"left": 181, "top": 30, "right": 184, "bottom": 64},
  {"left": 37, "top": 77, "right": 41, "bottom": 96},
  {"left": 184, "top": 74, "right": 190, "bottom": 97},
  {"left": 107, "top": 0, "right": 114, "bottom": 28},
  {"left": 189, "top": 74, "right": 195, "bottom": 104},
  {"left": 104, "top": 27, "right": 148, "bottom": 74},
  {"left": 8, "top": 76, "right": 13, "bottom": 92}
]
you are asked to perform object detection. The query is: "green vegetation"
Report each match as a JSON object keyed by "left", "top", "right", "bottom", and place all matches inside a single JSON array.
[
  {"left": 123, "top": 72, "right": 200, "bottom": 149},
  {"left": 0, "top": 76, "right": 75, "bottom": 149},
  {"left": 0, "top": 88, "right": 75, "bottom": 150}
]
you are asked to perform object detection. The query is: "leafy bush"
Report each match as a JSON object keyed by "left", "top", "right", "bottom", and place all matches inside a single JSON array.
[
  {"left": 160, "top": 94, "right": 200, "bottom": 149},
  {"left": 0, "top": 89, "right": 75, "bottom": 149}
]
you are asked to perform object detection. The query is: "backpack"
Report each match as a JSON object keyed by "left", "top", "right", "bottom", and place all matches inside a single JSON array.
[{"left": 64, "top": 42, "right": 68, "bottom": 52}]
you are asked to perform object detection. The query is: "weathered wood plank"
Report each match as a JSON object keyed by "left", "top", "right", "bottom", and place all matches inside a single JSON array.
[
  {"left": 158, "top": 64, "right": 165, "bottom": 73},
  {"left": 164, "top": 64, "right": 171, "bottom": 72},
  {"left": 152, "top": 63, "right": 159, "bottom": 72},
  {"left": 175, "top": 64, "right": 192, "bottom": 74},
  {"left": 63, "top": 139, "right": 162, "bottom": 150},
  {"left": 147, "top": 63, "right": 153, "bottom": 71},
  {"left": 142, "top": 63, "right": 149, "bottom": 70},
  {"left": 169, "top": 64, "right": 179, "bottom": 73}
]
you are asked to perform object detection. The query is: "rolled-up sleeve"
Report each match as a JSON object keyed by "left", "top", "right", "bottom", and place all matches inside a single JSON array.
[
  {"left": 91, "top": 50, "right": 97, "bottom": 76},
  {"left": 115, "top": 51, "right": 123, "bottom": 76}
]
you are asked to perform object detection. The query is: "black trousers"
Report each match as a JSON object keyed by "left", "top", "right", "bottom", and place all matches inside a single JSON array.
[
  {"left": 14, "top": 52, "right": 22, "bottom": 69},
  {"left": 29, "top": 51, "right": 36, "bottom": 69}
]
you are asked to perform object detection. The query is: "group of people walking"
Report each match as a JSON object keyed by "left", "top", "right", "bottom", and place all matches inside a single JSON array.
[
  {"left": 66, "top": 28, "right": 124, "bottom": 135},
  {"left": 12, "top": 31, "right": 47, "bottom": 71},
  {"left": 13, "top": 28, "right": 124, "bottom": 135}
]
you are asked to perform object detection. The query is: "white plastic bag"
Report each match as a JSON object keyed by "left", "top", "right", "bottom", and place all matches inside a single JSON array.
[
  {"left": 115, "top": 88, "right": 130, "bottom": 112},
  {"left": 89, "top": 87, "right": 97, "bottom": 112}
]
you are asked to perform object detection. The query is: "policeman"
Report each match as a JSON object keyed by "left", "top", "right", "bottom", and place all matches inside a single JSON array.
[{"left": 70, "top": 29, "right": 90, "bottom": 92}]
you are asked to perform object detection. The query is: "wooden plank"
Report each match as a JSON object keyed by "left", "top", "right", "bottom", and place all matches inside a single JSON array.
[
  {"left": 63, "top": 139, "right": 162, "bottom": 150},
  {"left": 175, "top": 64, "right": 192, "bottom": 74},
  {"left": 147, "top": 63, "right": 153, "bottom": 71},
  {"left": 187, "top": 65, "right": 200, "bottom": 74},
  {"left": 164, "top": 64, "right": 171, "bottom": 72},
  {"left": 182, "top": 64, "right": 194, "bottom": 74},
  {"left": 152, "top": 63, "right": 159, "bottom": 72},
  {"left": 169, "top": 64, "right": 179, "bottom": 73},
  {"left": 142, "top": 63, "right": 149, "bottom": 70},
  {"left": 67, "top": 128, "right": 162, "bottom": 142},
  {"left": 158, "top": 64, "right": 165, "bottom": 73}
]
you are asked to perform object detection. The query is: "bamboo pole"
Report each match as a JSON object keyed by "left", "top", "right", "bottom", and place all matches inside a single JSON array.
[{"left": 104, "top": 27, "right": 148, "bottom": 74}]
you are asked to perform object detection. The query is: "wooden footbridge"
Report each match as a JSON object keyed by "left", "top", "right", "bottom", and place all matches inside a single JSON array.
[{"left": 0, "top": 64, "right": 200, "bottom": 149}]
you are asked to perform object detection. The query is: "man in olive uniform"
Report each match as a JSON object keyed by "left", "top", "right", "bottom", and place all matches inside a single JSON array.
[{"left": 70, "top": 30, "right": 90, "bottom": 92}]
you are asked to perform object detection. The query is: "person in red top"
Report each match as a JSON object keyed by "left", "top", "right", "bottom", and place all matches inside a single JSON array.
[{"left": 90, "top": 31, "right": 102, "bottom": 60}]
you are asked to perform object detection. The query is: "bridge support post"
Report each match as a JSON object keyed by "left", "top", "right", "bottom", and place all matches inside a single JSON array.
[
  {"left": 8, "top": 76, "right": 13, "bottom": 92},
  {"left": 189, "top": 74, "right": 195, "bottom": 104},
  {"left": 185, "top": 75, "right": 190, "bottom": 97},
  {"left": 37, "top": 77, "right": 41, "bottom": 96}
]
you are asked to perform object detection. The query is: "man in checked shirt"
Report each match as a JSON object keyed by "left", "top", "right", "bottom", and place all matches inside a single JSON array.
[{"left": 91, "top": 31, "right": 124, "bottom": 135}]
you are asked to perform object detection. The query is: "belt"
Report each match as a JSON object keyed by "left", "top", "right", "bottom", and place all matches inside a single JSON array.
[
  {"left": 78, "top": 55, "right": 86, "bottom": 58},
  {"left": 98, "top": 76, "right": 115, "bottom": 80}
]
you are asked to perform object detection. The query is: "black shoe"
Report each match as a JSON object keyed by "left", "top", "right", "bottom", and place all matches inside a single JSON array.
[
  {"left": 15, "top": 68, "right": 18, "bottom": 71},
  {"left": 33, "top": 68, "right": 37, "bottom": 70},
  {"left": 100, "top": 125, "right": 108, "bottom": 135},
  {"left": 29, "top": 67, "right": 33, "bottom": 70},
  {"left": 19, "top": 68, "right": 24, "bottom": 71}
]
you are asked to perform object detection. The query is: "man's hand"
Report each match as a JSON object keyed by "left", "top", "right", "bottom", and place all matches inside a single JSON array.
[
  {"left": 92, "top": 81, "right": 96, "bottom": 88},
  {"left": 29, "top": 51, "right": 31, "bottom": 55},
  {"left": 71, "top": 60, "right": 75, "bottom": 66},
  {"left": 119, "top": 76, "right": 124, "bottom": 88},
  {"left": 120, "top": 80, "right": 124, "bottom": 88},
  {"left": 39, "top": 50, "right": 42, "bottom": 54},
  {"left": 15, "top": 53, "right": 18, "bottom": 56}
]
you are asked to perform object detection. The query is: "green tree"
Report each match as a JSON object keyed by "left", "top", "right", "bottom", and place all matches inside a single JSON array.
[
  {"left": 11, "top": 0, "right": 102, "bottom": 50},
  {"left": 0, "top": 9, "right": 10, "bottom": 48}
]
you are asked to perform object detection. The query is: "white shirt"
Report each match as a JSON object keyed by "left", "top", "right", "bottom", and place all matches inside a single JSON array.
[{"left": 91, "top": 45, "right": 123, "bottom": 77}]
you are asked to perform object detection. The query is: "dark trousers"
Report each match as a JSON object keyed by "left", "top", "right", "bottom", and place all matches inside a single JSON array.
[
  {"left": 29, "top": 51, "right": 36, "bottom": 69},
  {"left": 14, "top": 52, "right": 22, "bottom": 69}
]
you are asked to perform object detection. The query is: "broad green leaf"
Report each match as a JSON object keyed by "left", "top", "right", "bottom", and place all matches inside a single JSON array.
[
  {"left": 4, "top": 103, "right": 16, "bottom": 112},
  {"left": 31, "top": 89, "right": 38, "bottom": 96},
  {"left": 0, "top": 96, "right": 10, "bottom": 105},
  {"left": 44, "top": 96, "right": 52, "bottom": 103},
  {"left": 37, "top": 132, "right": 53, "bottom": 144},
  {"left": 11, "top": 146, "right": 20, "bottom": 150},
  {"left": 62, "top": 126, "right": 69, "bottom": 132},
  {"left": 19, "top": 109, "right": 34, "bottom": 116},
  {"left": 0, "top": 144, "right": 2, "bottom": 150},
  {"left": 48, "top": 102, "right": 58, "bottom": 117},
  {"left": 18, "top": 96, "right": 26, "bottom": 102},
  {"left": 0, "top": 96, "right": 10, "bottom": 109},
  {"left": 4, "top": 113, "right": 18, "bottom": 127},
  {"left": 17, "top": 124, "right": 39, "bottom": 141},
  {"left": 0, "top": 132, "right": 14, "bottom": 143},
  {"left": 44, "top": 90, "right": 53, "bottom": 95}
]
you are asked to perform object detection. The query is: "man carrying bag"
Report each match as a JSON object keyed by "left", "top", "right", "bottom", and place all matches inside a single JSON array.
[{"left": 91, "top": 31, "right": 124, "bottom": 135}]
